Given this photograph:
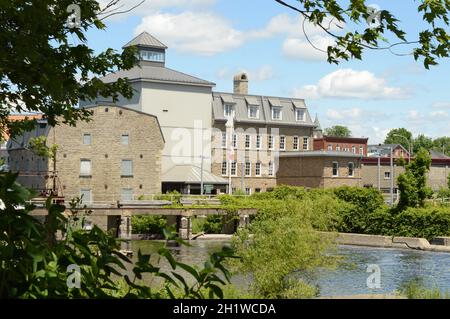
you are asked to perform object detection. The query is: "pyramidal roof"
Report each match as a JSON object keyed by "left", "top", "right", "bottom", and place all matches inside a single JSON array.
[
  {"left": 314, "top": 114, "right": 322, "bottom": 129},
  {"left": 122, "top": 32, "right": 168, "bottom": 49}
]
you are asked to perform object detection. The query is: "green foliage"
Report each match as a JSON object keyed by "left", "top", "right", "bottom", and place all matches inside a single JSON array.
[
  {"left": 392, "top": 206, "right": 450, "bottom": 240},
  {"left": 397, "top": 148, "right": 433, "bottom": 209},
  {"left": 413, "top": 134, "right": 434, "bottom": 154},
  {"left": 400, "top": 280, "right": 450, "bottom": 299},
  {"left": 332, "top": 186, "right": 386, "bottom": 234},
  {"left": 132, "top": 216, "right": 167, "bottom": 235},
  {"left": 432, "top": 137, "right": 450, "bottom": 156},
  {"left": 448, "top": 173, "right": 450, "bottom": 189},
  {"left": 229, "top": 189, "right": 342, "bottom": 298},
  {"left": 384, "top": 128, "right": 413, "bottom": 151},
  {"left": 324, "top": 125, "right": 351, "bottom": 137},
  {"left": 0, "top": 172, "right": 235, "bottom": 299},
  {"left": 279, "top": 0, "right": 450, "bottom": 68},
  {"left": 203, "top": 215, "right": 224, "bottom": 234},
  {"left": 154, "top": 191, "right": 182, "bottom": 205},
  {"left": 0, "top": 0, "right": 138, "bottom": 138}
]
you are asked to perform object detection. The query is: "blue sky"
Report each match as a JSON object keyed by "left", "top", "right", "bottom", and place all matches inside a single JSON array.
[{"left": 85, "top": 0, "right": 450, "bottom": 143}]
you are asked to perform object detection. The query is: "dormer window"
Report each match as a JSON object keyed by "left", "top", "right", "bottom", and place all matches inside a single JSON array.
[
  {"left": 248, "top": 106, "right": 259, "bottom": 119},
  {"left": 224, "top": 104, "right": 234, "bottom": 118},
  {"left": 295, "top": 108, "right": 306, "bottom": 121},
  {"left": 272, "top": 107, "right": 282, "bottom": 120},
  {"left": 139, "top": 50, "right": 165, "bottom": 62}
]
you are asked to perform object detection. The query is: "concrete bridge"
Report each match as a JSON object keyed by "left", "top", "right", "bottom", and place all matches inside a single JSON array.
[{"left": 30, "top": 201, "right": 257, "bottom": 253}]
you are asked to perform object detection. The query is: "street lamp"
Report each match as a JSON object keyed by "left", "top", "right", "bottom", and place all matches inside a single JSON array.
[{"left": 392, "top": 134, "right": 413, "bottom": 163}]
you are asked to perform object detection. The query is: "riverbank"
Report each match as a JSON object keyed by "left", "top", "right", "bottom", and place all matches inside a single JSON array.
[{"left": 188, "top": 232, "right": 450, "bottom": 253}]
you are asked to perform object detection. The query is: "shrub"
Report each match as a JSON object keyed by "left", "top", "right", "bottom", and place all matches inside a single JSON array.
[
  {"left": 392, "top": 206, "right": 450, "bottom": 240},
  {"left": 154, "top": 190, "right": 182, "bottom": 205},
  {"left": 131, "top": 215, "right": 167, "bottom": 235},
  {"left": 203, "top": 215, "right": 225, "bottom": 234}
]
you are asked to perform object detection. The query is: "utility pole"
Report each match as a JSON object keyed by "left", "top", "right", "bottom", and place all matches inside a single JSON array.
[
  {"left": 390, "top": 146, "right": 394, "bottom": 206},
  {"left": 377, "top": 155, "right": 381, "bottom": 191}
]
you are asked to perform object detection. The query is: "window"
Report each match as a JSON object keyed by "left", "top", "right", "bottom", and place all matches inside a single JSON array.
[
  {"left": 221, "top": 131, "right": 227, "bottom": 148},
  {"left": 303, "top": 137, "right": 309, "bottom": 150},
  {"left": 248, "top": 106, "right": 259, "bottom": 119},
  {"left": 245, "top": 188, "right": 251, "bottom": 195},
  {"left": 344, "top": 147, "right": 349, "bottom": 152},
  {"left": 327, "top": 145, "right": 333, "bottom": 151},
  {"left": 221, "top": 161, "right": 228, "bottom": 176},
  {"left": 268, "top": 161, "right": 275, "bottom": 176},
  {"left": 256, "top": 135, "right": 261, "bottom": 149},
  {"left": 268, "top": 135, "right": 274, "bottom": 150},
  {"left": 80, "top": 159, "right": 91, "bottom": 176},
  {"left": 255, "top": 162, "right": 261, "bottom": 176},
  {"left": 121, "top": 188, "right": 133, "bottom": 201},
  {"left": 295, "top": 108, "right": 305, "bottom": 121},
  {"left": 122, "top": 134, "right": 129, "bottom": 145},
  {"left": 83, "top": 133, "right": 91, "bottom": 145},
  {"left": 245, "top": 135, "right": 251, "bottom": 149},
  {"left": 336, "top": 145, "right": 341, "bottom": 152},
  {"left": 384, "top": 172, "right": 391, "bottom": 179},
  {"left": 121, "top": 160, "right": 133, "bottom": 177},
  {"left": 348, "top": 162, "right": 354, "bottom": 177},
  {"left": 245, "top": 162, "right": 251, "bottom": 177},
  {"left": 231, "top": 161, "right": 237, "bottom": 176},
  {"left": 279, "top": 136, "right": 286, "bottom": 151},
  {"left": 232, "top": 133, "right": 237, "bottom": 149},
  {"left": 271, "top": 107, "right": 282, "bottom": 120},
  {"left": 140, "top": 50, "right": 165, "bottom": 62},
  {"left": 80, "top": 189, "right": 92, "bottom": 204},
  {"left": 224, "top": 104, "right": 234, "bottom": 118},
  {"left": 359, "top": 146, "right": 364, "bottom": 155},
  {"left": 255, "top": 188, "right": 261, "bottom": 193},
  {"left": 332, "top": 162, "right": 339, "bottom": 177},
  {"left": 293, "top": 136, "right": 299, "bottom": 151},
  {"left": 352, "top": 146, "right": 356, "bottom": 154}
]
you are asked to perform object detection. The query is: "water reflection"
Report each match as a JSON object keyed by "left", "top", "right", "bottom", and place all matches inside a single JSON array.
[{"left": 130, "top": 241, "right": 450, "bottom": 297}]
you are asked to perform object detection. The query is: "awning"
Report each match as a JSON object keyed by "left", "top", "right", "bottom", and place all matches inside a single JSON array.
[{"left": 162, "top": 165, "right": 228, "bottom": 184}]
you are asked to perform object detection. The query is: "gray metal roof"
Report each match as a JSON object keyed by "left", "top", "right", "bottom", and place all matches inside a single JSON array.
[
  {"left": 280, "top": 150, "right": 362, "bottom": 158},
  {"left": 162, "top": 165, "right": 228, "bottom": 184},
  {"left": 122, "top": 32, "right": 168, "bottom": 49},
  {"left": 430, "top": 150, "right": 450, "bottom": 159},
  {"left": 212, "top": 92, "right": 316, "bottom": 127},
  {"left": 100, "top": 64, "right": 215, "bottom": 87}
]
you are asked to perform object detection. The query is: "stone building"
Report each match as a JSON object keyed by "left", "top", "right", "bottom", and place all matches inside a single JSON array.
[
  {"left": 277, "top": 151, "right": 362, "bottom": 188},
  {"left": 7, "top": 105, "right": 165, "bottom": 203},
  {"left": 211, "top": 73, "right": 318, "bottom": 194}
]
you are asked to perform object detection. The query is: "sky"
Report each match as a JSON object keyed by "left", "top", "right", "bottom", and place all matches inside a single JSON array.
[{"left": 83, "top": 0, "right": 450, "bottom": 144}]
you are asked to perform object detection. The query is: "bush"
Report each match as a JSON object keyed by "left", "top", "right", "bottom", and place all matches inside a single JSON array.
[
  {"left": 392, "top": 206, "right": 450, "bottom": 240},
  {"left": 131, "top": 215, "right": 167, "bottom": 235},
  {"left": 154, "top": 190, "right": 182, "bottom": 205},
  {"left": 203, "top": 215, "right": 225, "bottom": 234}
]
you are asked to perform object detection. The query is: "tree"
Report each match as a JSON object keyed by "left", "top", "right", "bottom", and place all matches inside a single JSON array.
[
  {"left": 448, "top": 172, "right": 450, "bottom": 189},
  {"left": 0, "top": 0, "right": 138, "bottom": 138},
  {"left": 397, "top": 148, "right": 433, "bottom": 209},
  {"left": 384, "top": 128, "right": 413, "bottom": 151},
  {"left": 275, "top": 0, "right": 450, "bottom": 68},
  {"left": 432, "top": 136, "right": 450, "bottom": 156},
  {"left": 413, "top": 134, "right": 434, "bottom": 154},
  {"left": 324, "top": 125, "right": 351, "bottom": 137}
]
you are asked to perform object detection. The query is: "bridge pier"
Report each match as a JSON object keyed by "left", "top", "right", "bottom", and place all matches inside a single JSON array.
[
  {"left": 239, "top": 214, "right": 250, "bottom": 229},
  {"left": 118, "top": 211, "right": 132, "bottom": 253},
  {"left": 178, "top": 215, "right": 192, "bottom": 240}
]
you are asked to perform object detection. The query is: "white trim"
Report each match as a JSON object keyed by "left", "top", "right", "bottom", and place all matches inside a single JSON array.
[
  {"left": 293, "top": 136, "right": 299, "bottom": 151},
  {"left": 245, "top": 134, "right": 251, "bottom": 149},
  {"left": 248, "top": 105, "right": 259, "bottom": 119},
  {"left": 255, "top": 162, "right": 262, "bottom": 176},
  {"left": 295, "top": 108, "right": 306, "bottom": 121},
  {"left": 279, "top": 135, "right": 286, "bottom": 151},
  {"left": 348, "top": 162, "right": 355, "bottom": 177},
  {"left": 332, "top": 161, "right": 339, "bottom": 177},
  {"left": 245, "top": 162, "right": 252, "bottom": 177},
  {"left": 256, "top": 134, "right": 262, "bottom": 149},
  {"left": 271, "top": 107, "right": 282, "bottom": 120}
]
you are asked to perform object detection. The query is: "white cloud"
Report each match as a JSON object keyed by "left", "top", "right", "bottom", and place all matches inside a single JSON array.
[
  {"left": 432, "top": 101, "right": 450, "bottom": 110},
  {"left": 216, "top": 65, "right": 274, "bottom": 82},
  {"left": 294, "top": 69, "right": 411, "bottom": 100},
  {"left": 135, "top": 11, "right": 243, "bottom": 55},
  {"left": 282, "top": 35, "right": 334, "bottom": 61},
  {"left": 98, "top": 0, "right": 215, "bottom": 19},
  {"left": 326, "top": 107, "right": 363, "bottom": 120}
]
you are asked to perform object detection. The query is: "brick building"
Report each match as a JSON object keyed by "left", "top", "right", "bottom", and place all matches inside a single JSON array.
[
  {"left": 314, "top": 136, "right": 369, "bottom": 156},
  {"left": 211, "top": 73, "right": 318, "bottom": 194},
  {"left": 8, "top": 105, "right": 165, "bottom": 203},
  {"left": 277, "top": 151, "right": 362, "bottom": 188}
]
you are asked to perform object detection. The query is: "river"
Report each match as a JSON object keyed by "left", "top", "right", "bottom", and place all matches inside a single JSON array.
[{"left": 130, "top": 240, "right": 450, "bottom": 297}]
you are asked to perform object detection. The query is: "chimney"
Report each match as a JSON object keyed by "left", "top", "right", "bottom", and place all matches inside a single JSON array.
[{"left": 233, "top": 72, "right": 248, "bottom": 95}]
